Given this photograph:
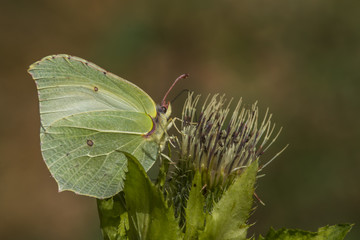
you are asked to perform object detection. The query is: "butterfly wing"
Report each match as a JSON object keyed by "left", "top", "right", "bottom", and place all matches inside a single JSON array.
[{"left": 29, "top": 55, "right": 159, "bottom": 198}]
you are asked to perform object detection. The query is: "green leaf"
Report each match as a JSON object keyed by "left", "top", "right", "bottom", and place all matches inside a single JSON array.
[
  {"left": 259, "top": 224, "right": 353, "bottom": 240},
  {"left": 123, "top": 153, "right": 182, "bottom": 240},
  {"left": 97, "top": 194, "right": 128, "bottom": 240},
  {"left": 184, "top": 172, "right": 206, "bottom": 240},
  {"left": 199, "top": 160, "right": 258, "bottom": 240},
  {"left": 28, "top": 54, "right": 170, "bottom": 198}
]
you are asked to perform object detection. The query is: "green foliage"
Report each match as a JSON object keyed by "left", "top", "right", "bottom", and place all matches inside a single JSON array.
[
  {"left": 97, "top": 154, "right": 260, "bottom": 240},
  {"left": 123, "top": 153, "right": 182, "bottom": 240},
  {"left": 184, "top": 172, "right": 205, "bottom": 240},
  {"left": 96, "top": 154, "right": 354, "bottom": 240},
  {"left": 199, "top": 161, "right": 258, "bottom": 240},
  {"left": 259, "top": 224, "right": 353, "bottom": 240},
  {"left": 97, "top": 194, "right": 128, "bottom": 240}
]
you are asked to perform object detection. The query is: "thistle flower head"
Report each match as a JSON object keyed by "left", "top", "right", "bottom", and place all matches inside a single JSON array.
[
  {"left": 178, "top": 92, "right": 284, "bottom": 191},
  {"left": 167, "top": 92, "right": 286, "bottom": 224}
]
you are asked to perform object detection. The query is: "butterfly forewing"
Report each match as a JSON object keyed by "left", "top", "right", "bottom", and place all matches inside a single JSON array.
[{"left": 29, "top": 55, "right": 161, "bottom": 198}]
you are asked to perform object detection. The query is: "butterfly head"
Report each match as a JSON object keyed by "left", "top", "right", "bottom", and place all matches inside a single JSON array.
[{"left": 157, "top": 102, "right": 172, "bottom": 119}]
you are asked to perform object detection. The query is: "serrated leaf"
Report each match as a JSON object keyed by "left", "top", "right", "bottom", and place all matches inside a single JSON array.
[
  {"left": 259, "top": 224, "right": 353, "bottom": 240},
  {"left": 123, "top": 153, "right": 182, "bottom": 240},
  {"left": 184, "top": 172, "right": 206, "bottom": 240},
  {"left": 199, "top": 160, "right": 258, "bottom": 240},
  {"left": 97, "top": 194, "right": 128, "bottom": 240}
]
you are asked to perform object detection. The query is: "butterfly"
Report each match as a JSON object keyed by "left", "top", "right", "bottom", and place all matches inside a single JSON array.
[{"left": 28, "top": 54, "right": 187, "bottom": 198}]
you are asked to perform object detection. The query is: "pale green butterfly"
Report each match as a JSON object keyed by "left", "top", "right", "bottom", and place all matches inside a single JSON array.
[{"left": 28, "top": 54, "right": 187, "bottom": 198}]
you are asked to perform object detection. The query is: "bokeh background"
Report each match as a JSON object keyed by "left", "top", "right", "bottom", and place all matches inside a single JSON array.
[{"left": 1, "top": 0, "right": 359, "bottom": 239}]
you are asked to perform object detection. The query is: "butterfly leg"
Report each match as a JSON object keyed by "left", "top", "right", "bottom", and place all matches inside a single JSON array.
[{"left": 167, "top": 117, "right": 184, "bottom": 134}]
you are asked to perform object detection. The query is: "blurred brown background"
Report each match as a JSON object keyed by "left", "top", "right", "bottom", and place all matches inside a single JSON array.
[{"left": 1, "top": 0, "right": 359, "bottom": 239}]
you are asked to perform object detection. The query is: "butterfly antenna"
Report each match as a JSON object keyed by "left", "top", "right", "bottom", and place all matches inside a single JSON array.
[
  {"left": 162, "top": 74, "right": 189, "bottom": 106},
  {"left": 171, "top": 89, "right": 190, "bottom": 104}
]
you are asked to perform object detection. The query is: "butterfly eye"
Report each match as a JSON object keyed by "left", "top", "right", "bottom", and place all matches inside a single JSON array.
[{"left": 157, "top": 105, "right": 167, "bottom": 114}]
